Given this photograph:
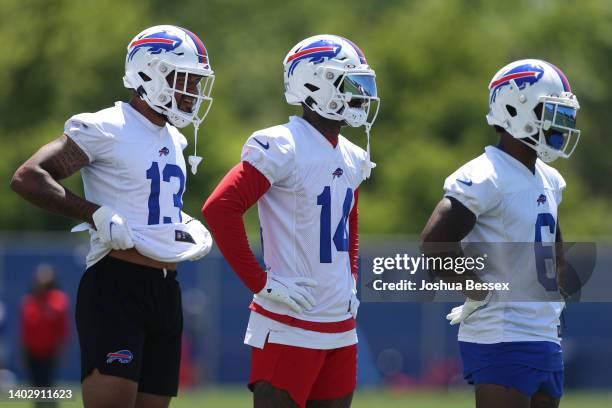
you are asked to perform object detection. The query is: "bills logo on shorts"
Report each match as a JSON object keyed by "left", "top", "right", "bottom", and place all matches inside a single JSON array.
[{"left": 106, "top": 349, "right": 133, "bottom": 364}]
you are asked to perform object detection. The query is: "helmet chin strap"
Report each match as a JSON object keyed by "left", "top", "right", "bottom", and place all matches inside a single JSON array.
[
  {"left": 188, "top": 123, "right": 203, "bottom": 174},
  {"left": 362, "top": 125, "right": 376, "bottom": 179}
]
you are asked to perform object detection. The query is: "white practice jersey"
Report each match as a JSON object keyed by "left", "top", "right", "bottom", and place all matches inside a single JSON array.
[
  {"left": 444, "top": 145, "right": 566, "bottom": 344},
  {"left": 241, "top": 116, "right": 369, "bottom": 349},
  {"left": 66, "top": 102, "right": 193, "bottom": 267}
]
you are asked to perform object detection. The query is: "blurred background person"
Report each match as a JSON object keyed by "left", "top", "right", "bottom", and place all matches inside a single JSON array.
[
  {"left": 20, "top": 263, "right": 69, "bottom": 408},
  {"left": 0, "top": 298, "right": 18, "bottom": 393}
]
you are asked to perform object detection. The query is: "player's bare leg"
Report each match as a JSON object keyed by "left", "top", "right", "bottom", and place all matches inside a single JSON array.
[
  {"left": 475, "top": 384, "right": 530, "bottom": 408},
  {"left": 134, "top": 392, "right": 171, "bottom": 408},
  {"left": 306, "top": 393, "right": 353, "bottom": 408},
  {"left": 530, "top": 391, "right": 560, "bottom": 408},
  {"left": 252, "top": 381, "right": 299, "bottom": 408},
  {"left": 82, "top": 369, "right": 138, "bottom": 408}
]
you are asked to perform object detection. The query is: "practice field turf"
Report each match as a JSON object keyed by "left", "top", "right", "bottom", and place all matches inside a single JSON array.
[{"left": 6, "top": 388, "right": 612, "bottom": 407}]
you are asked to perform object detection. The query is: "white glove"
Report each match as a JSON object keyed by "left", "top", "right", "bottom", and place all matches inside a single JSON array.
[
  {"left": 92, "top": 206, "right": 135, "bottom": 250},
  {"left": 446, "top": 292, "right": 491, "bottom": 325},
  {"left": 257, "top": 275, "right": 317, "bottom": 314},
  {"left": 182, "top": 213, "right": 213, "bottom": 261}
]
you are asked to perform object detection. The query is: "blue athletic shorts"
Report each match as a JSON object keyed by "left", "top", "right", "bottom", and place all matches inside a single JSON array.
[{"left": 459, "top": 341, "right": 564, "bottom": 399}]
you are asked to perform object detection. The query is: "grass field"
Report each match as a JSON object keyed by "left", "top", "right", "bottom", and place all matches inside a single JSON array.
[{"left": 6, "top": 388, "right": 612, "bottom": 407}]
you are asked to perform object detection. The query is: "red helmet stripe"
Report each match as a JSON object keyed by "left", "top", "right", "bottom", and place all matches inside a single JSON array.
[
  {"left": 545, "top": 62, "right": 571, "bottom": 92},
  {"left": 489, "top": 71, "right": 537, "bottom": 89},
  {"left": 286, "top": 46, "right": 336, "bottom": 62},
  {"left": 130, "top": 38, "right": 175, "bottom": 48},
  {"left": 179, "top": 28, "right": 208, "bottom": 64}
]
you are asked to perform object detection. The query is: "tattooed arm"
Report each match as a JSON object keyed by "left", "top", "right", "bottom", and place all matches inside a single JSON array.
[{"left": 10, "top": 135, "right": 99, "bottom": 224}]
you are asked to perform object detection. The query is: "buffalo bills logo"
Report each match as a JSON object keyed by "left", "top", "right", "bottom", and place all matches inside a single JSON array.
[
  {"left": 159, "top": 146, "right": 170, "bottom": 156},
  {"left": 537, "top": 194, "right": 547, "bottom": 206},
  {"left": 332, "top": 168, "right": 343, "bottom": 179},
  {"left": 287, "top": 40, "right": 342, "bottom": 76},
  {"left": 128, "top": 31, "right": 183, "bottom": 61},
  {"left": 489, "top": 64, "right": 545, "bottom": 103},
  {"left": 106, "top": 350, "right": 133, "bottom": 364}
]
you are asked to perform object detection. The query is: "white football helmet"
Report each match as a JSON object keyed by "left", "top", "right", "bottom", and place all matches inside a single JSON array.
[
  {"left": 123, "top": 25, "right": 214, "bottom": 173},
  {"left": 283, "top": 34, "right": 379, "bottom": 177},
  {"left": 486, "top": 59, "right": 580, "bottom": 162}
]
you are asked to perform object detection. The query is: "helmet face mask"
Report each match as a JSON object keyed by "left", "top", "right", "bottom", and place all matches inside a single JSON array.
[
  {"left": 335, "top": 72, "right": 380, "bottom": 128},
  {"left": 161, "top": 67, "right": 214, "bottom": 129},
  {"left": 486, "top": 59, "right": 580, "bottom": 163},
  {"left": 528, "top": 96, "right": 580, "bottom": 162}
]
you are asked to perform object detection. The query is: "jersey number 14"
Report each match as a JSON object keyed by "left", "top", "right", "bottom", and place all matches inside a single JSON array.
[{"left": 317, "top": 186, "right": 353, "bottom": 263}]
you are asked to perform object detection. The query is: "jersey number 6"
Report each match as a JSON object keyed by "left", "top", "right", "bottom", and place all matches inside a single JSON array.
[{"left": 535, "top": 212, "right": 557, "bottom": 291}]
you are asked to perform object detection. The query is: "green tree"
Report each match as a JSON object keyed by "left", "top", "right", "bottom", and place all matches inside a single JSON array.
[{"left": 2, "top": 0, "right": 610, "bottom": 238}]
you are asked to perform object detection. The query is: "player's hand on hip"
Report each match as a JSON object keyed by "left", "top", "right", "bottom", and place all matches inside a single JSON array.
[
  {"left": 92, "top": 206, "right": 135, "bottom": 250},
  {"left": 257, "top": 275, "right": 317, "bottom": 314},
  {"left": 446, "top": 293, "right": 491, "bottom": 325}
]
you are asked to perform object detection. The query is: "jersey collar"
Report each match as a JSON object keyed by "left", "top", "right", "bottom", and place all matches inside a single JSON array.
[
  {"left": 290, "top": 116, "right": 340, "bottom": 150},
  {"left": 119, "top": 101, "right": 166, "bottom": 133},
  {"left": 486, "top": 145, "right": 541, "bottom": 179}
]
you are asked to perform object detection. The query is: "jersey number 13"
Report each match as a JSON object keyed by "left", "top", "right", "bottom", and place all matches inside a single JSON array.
[{"left": 146, "top": 162, "right": 184, "bottom": 225}]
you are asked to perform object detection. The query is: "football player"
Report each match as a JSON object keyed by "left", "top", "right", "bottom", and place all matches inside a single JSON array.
[
  {"left": 421, "top": 59, "right": 580, "bottom": 408},
  {"left": 202, "top": 34, "right": 379, "bottom": 408},
  {"left": 11, "top": 25, "right": 214, "bottom": 408}
]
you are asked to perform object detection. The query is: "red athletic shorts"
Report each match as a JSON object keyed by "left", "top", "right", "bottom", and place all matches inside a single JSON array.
[{"left": 249, "top": 340, "right": 357, "bottom": 408}]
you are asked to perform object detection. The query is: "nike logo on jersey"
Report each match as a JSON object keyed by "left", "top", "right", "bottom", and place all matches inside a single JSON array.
[
  {"left": 159, "top": 147, "right": 170, "bottom": 156},
  {"left": 457, "top": 179, "right": 473, "bottom": 186},
  {"left": 109, "top": 222, "right": 115, "bottom": 240},
  {"left": 253, "top": 138, "right": 270, "bottom": 150}
]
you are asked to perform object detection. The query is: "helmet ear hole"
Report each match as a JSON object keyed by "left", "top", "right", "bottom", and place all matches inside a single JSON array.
[
  {"left": 304, "top": 96, "right": 317, "bottom": 109},
  {"left": 304, "top": 83, "right": 319, "bottom": 92},
  {"left": 533, "top": 103, "right": 543, "bottom": 118},
  {"left": 506, "top": 105, "right": 517, "bottom": 117},
  {"left": 138, "top": 72, "right": 152, "bottom": 82}
]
